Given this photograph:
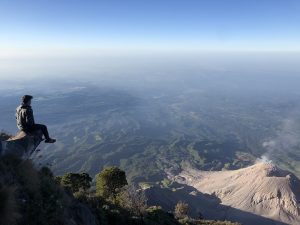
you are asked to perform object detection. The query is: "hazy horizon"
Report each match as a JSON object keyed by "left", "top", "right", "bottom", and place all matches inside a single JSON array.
[
  {"left": 1, "top": 0, "right": 300, "bottom": 82},
  {"left": 1, "top": 51, "right": 300, "bottom": 82}
]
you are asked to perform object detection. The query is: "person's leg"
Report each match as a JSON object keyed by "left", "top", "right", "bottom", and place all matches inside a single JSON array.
[{"left": 33, "top": 124, "right": 50, "bottom": 140}]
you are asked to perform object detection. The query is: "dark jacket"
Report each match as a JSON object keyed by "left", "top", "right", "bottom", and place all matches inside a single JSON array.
[{"left": 16, "top": 104, "right": 35, "bottom": 131}]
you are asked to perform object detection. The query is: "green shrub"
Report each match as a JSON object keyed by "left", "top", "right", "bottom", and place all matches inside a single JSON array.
[
  {"left": 0, "top": 155, "right": 68, "bottom": 225},
  {"left": 145, "top": 206, "right": 180, "bottom": 225},
  {"left": 60, "top": 172, "right": 92, "bottom": 193},
  {"left": 39, "top": 166, "right": 54, "bottom": 178},
  {"left": 117, "top": 185, "right": 147, "bottom": 218},
  {"left": 174, "top": 201, "right": 189, "bottom": 219},
  {"left": 96, "top": 166, "right": 127, "bottom": 201}
]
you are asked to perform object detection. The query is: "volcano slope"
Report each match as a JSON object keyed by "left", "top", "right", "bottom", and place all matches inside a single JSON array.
[{"left": 172, "top": 162, "right": 300, "bottom": 225}]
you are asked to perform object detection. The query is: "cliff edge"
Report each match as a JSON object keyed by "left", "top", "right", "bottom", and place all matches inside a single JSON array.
[{"left": 0, "top": 131, "right": 43, "bottom": 158}]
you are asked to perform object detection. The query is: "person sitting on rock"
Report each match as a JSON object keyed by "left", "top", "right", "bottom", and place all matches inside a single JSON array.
[{"left": 16, "top": 95, "right": 56, "bottom": 143}]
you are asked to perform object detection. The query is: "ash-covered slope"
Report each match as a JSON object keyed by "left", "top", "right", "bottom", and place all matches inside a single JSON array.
[{"left": 173, "top": 162, "right": 300, "bottom": 225}]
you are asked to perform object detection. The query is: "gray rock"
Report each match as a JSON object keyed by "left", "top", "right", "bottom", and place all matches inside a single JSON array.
[
  {"left": 64, "top": 200, "right": 99, "bottom": 225},
  {"left": 0, "top": 130, "right": 43, "bottom": 158}
]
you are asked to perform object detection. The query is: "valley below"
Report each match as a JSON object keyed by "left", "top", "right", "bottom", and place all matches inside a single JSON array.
[{"left": 1, "top": 72, "right": 300, "bottom": 224}]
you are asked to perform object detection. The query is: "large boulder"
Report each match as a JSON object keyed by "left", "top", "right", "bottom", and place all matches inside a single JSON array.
[{"left": 0, "top": 130, "right": 43, "bottom": 158}]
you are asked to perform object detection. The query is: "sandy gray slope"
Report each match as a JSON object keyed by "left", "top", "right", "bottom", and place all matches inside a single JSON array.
[{"left": 171, "top": 162, "right": 300, "bottom": 225}]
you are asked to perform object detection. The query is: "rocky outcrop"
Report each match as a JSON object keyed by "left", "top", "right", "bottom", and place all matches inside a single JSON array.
[
  {"left": 0, "top": 150, "right": 99, "bottom": 225},
  {"left": 0, "top": 131, "right": 43, "bottom": 158}
]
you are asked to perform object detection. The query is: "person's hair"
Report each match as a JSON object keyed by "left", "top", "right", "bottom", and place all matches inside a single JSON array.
[{"left": 22, "top": 95, "right": 33, "bottom": 104}]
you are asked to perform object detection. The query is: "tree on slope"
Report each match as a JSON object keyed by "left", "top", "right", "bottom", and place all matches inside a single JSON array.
[
  {"left": 96, "top": 166, "right": 127, "bottom": 201},
  {"left": 60, "top": 172, "right": 92, "bottom": 193}
]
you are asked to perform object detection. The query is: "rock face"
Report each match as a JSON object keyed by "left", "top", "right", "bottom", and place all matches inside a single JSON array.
[
  {"left": 64, "top": 199, "right": 99, "bottom": 225},
  {"left": 0, "top": 131, "right": 43, "bottom": 158},
  {"left": 171, "top": 163, "right": 300, "bottom": 225}
]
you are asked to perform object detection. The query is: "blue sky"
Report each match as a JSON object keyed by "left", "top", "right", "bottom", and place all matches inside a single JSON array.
[{"left": 0, "top": 0, "right": 300, "bottom": 53}]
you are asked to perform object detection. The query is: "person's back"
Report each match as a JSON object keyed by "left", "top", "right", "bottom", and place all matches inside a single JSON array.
[
  {"left": 16, "top": 104, "right": 35, "bottom": 131},
  {"left": 15, "top": 95, "right": 56, "bottom": 143}
]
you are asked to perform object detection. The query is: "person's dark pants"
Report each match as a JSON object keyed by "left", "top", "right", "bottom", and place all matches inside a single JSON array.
[{"left": 25, "top": 124, "right": 50, "bottom": 140}]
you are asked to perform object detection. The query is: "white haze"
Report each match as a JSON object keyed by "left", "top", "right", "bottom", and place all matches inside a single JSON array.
[
  {"left": 1, "top": 51, "right": 300, "bottom": 84},
  {"left": 261, "top": 117, "right": 300, "bottom": 161}
]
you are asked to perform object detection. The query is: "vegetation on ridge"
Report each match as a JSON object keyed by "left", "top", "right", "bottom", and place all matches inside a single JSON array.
[{"left": 0, "top": 140, "right": 240, "bottom": 225}]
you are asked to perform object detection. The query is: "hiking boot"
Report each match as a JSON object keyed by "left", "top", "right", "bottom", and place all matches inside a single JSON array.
[{"left": 45, "top": 138, "right": 56, "bottom": 143}]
